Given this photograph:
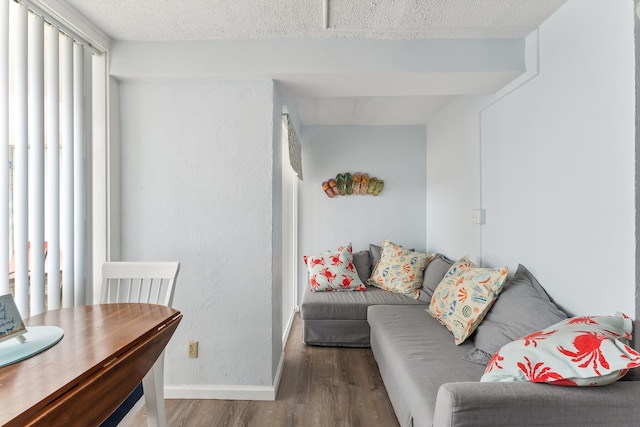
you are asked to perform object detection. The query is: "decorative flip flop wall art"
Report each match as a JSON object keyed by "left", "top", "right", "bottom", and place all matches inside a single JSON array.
[{"left": 322, "top": 173, "right": 384, "bottom": 198}]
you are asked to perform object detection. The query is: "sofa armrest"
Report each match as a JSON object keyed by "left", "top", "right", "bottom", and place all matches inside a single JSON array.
[{"left": 433, "top": 381, "right": 640, "bottom": 427}]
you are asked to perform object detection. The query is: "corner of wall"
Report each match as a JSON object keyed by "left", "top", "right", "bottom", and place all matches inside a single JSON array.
[
  {"left": 633, "top": 0, "right": 640, "bottom": 346},
  {"left": 107, "top": 76, "right": 121, "bottom": 263},
  {"left": 271, "top": 83, "right": 285, "bottom": 382},
  {"left": 490, "top": 30, "right": 539, "bottom": 102}
]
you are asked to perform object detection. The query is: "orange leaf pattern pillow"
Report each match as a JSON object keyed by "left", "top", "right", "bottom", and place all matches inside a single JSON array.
[
  {"left": 304, "top": 243, "right": 366, "bottom": 292},
  {"left": 429, "top": 257, "right": 508, "bottom": 345},
  {"left": 367, "top": 240, "right": 434, "bottom": 299},
  {"left": 481, "top": 313, "right": 640, "bottom": 386}
]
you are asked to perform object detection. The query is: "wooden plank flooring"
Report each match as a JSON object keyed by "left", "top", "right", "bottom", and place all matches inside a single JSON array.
[{"left": 130, "top": 313, "right": 400, "bottom": 427}]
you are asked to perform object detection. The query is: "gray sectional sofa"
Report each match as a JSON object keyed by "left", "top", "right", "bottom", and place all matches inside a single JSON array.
[{"left": 300, "top": 246, "right": 640, "bottom": 427}]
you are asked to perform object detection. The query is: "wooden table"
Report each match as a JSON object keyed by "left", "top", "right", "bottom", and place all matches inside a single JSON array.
[{"left": 0, "top": 303, "right": 182, "bottom": 427}]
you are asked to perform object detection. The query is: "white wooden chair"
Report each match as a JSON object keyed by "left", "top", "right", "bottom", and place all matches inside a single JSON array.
[{"left": 100, "top": 261, "right": 180, "bottom": 427}]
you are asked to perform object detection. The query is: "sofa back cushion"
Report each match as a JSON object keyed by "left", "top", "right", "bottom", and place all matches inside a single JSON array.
[
  {"left": 418, "top": 253, "right": 455, "bottom": 302},
  {"left": 352, "top": 250, "right": 372, "bottom": 284},
  {"left": 469, "top": 264, "right": 567, "bottom": 363},
  {"left": 369, "top": 243, "right": 383, "bottom": 270}
]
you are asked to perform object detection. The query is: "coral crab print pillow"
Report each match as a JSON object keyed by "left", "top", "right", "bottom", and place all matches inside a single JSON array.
[
  {"left": 481, "top": 312, "right": 640, "bottom": 386},
  {"left": 304, "top": 243, "right": 366, "bottom": 292}
]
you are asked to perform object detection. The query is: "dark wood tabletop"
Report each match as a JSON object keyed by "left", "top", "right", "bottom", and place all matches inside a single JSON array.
[{"left": 0, "top": 303, "right": 182, "bottom": 427}]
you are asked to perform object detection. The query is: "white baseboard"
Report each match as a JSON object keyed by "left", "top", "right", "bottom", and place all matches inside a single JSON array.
[
  {"left": 165, "top": 385, "right": 276, "bottom": 401},
  {"left": 271, "top": 349, "right": 285, "bottom": 399},
  {"left": 165, "top": 351, "right": 285, "bottom": 401},
  {"left": 282, "top": 309, "right": 296, "bottom": 345}
]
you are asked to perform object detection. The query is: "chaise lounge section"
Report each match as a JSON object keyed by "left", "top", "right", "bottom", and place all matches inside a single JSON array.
[{"left": 368, "top": 304, "right": 640, "bottom": 427}]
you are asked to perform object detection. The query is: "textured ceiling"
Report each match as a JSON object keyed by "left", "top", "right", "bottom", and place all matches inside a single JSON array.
[
  {"left": 58, "top": 0, "right": 568, "bottom": 125},
  {"left": 60, "top": 0, "right": 567, "bottom": 42}
]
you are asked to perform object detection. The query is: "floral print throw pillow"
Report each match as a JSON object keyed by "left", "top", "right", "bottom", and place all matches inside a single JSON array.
[
  {"left": 304, "top": 243, "right": 366, "bottom": 292},
  {"left": 481, "top": 312, "right": 640, "bottom": 386}
]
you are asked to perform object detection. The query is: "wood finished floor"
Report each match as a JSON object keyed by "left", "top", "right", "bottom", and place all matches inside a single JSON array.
[{"left": 130, "top": 313, "right": 400, "bottom": 427}]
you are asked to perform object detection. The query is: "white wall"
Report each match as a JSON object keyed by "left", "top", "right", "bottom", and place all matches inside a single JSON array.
[
  {"left": 427, "top": 0, "right": 635, "bottom": 317},
  {"left": 270, "top": 91, "right": 284, "bottom": 384},
  {"left": 298, "top": 125, "right": 427, "bottom": 300},
  {"left": 280, "top": 116, "right": 298, "bottom": 340},
  {"left": 426, "top": 95, "right": 488, "bottom": 263},
  {"left": 110, "top": 38, "right": 525, "bottom": 98},
  {"left": 118, "top": 79, "right": 282, "bottom": 397}
]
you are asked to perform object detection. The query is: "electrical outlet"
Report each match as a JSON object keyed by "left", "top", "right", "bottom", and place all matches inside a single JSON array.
[{"left": 188, "top": 341, "right": 199, "bottom": 358}]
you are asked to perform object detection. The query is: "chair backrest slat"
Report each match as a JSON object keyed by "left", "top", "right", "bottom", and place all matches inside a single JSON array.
[
  {"left": 137, "top": 278, "right": 145, "bottom": 303},
  {"left": 100, "top": 262, "right": 180, "bottom": 307},
  {"left": 128, "top": 278, "right": 135, "bottom": 302}
]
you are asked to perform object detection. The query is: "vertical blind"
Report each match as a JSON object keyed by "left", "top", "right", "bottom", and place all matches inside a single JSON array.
[{"left": 1, "top": 0, "right": 93, "bottom": 317}]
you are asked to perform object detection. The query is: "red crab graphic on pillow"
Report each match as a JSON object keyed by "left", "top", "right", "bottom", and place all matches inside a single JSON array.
[{"left": 320, "top": 267, "right": 337, "bottom": 284}]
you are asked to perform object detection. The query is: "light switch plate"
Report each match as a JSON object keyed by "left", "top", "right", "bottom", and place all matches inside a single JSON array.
[{"left": 471, "top": 209, "right": 486, "bottom": 224}]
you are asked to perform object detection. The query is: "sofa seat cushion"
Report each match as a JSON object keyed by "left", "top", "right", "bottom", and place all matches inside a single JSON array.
[
  {"left": 368, "top": 305, "right": 486, "bottom": 427},
  {"left": 301, "top": 286, "right": 425, "bottom": 321}
]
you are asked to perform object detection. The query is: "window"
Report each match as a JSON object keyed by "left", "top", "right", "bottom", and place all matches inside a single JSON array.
[{"left": 1, "top": 0, "right": 106, "bottom": 317}]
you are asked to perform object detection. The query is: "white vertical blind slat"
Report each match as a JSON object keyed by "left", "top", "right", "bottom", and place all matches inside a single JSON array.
[
  {"left": 3, "top": 1, "right": 94, "bottom": 316},
  {"left": 28, "top": 12, "right": 45, "bottom": 315},
  {"left": 46, "top": 23, "right": 60, "bottom": 310},
  {"left": 13, "top": 2, "right": 29, "bottom": 317},
  {"left": 0, "top": 0, "right": 9, "bottom": 295},
  {"left": 60, "top": 33, "right": 74, "bottom": 308},
  {"left": 73, "top": 42, "right": 85, "bottom": 306}
]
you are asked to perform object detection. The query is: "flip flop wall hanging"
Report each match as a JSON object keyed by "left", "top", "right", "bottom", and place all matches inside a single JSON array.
[{"left": 322, "top": 173, "right": 384, "bottom": 198}]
